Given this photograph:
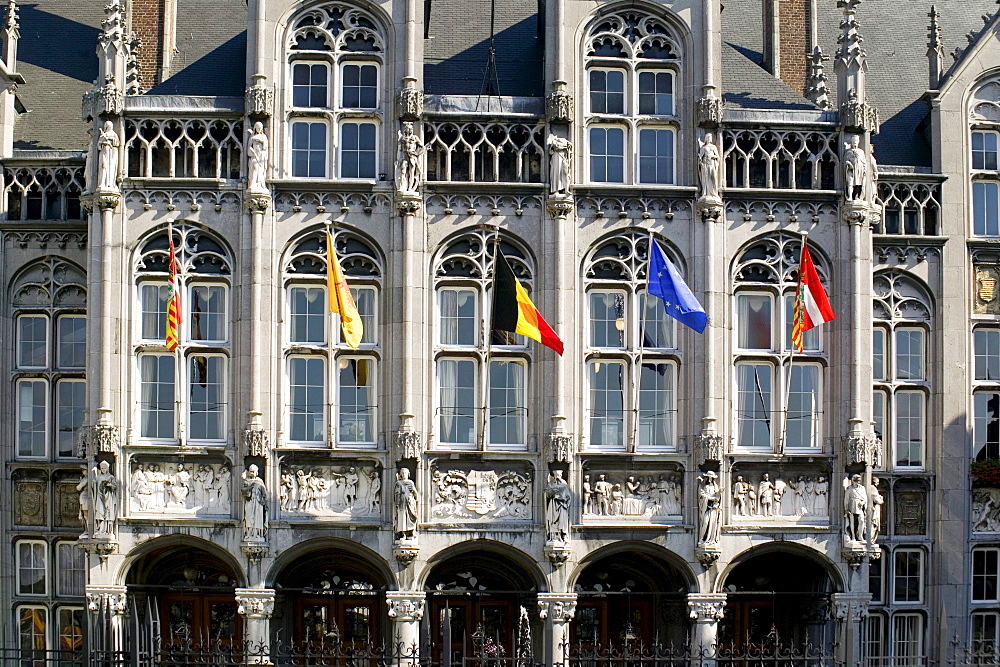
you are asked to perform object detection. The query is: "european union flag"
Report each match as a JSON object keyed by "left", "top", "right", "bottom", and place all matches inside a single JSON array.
[{"left": 647, "top": 238, "right": 707, "bottom": 333}]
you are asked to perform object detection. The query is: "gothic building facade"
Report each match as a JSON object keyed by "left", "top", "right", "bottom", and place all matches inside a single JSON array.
[{"left": 0, "top": 0, "right": 998, "bottom": 663}]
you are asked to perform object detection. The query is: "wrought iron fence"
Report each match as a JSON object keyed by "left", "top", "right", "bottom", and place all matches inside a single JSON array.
[{"left": 565, "top": 641, "right": 837, "bottom": 667}]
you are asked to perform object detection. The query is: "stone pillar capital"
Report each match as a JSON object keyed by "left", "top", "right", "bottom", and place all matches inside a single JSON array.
[
  {"left": 537, "top": 593, "right": 577, "bottom": 623},
  {"left": 236, "top": 588, "right": 276, "bottom": 619},
  {"left": 86, "top": 585, "right": 128, "bottom": 616},
  {"left": 830, "top": 592, "right": 871, "bottom": 623},
  {"left": 386, "top": 591, "right": 426, "bottom": 622},
  {"left": 687, "top": 593, "right": 727, "bottom": 622}
]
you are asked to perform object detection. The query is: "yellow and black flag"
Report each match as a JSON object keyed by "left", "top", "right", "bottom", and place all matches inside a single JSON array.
[{"left": 491, "top": 252, "right": 564, "bottom": 355}]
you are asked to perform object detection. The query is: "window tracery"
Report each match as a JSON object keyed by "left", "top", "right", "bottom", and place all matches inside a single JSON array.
[
  {"left": 4, "top": 167, "right": 85, "bottom": 221},
  {"left": 124, "top": 119, "right": 243, "bottom": 180}
]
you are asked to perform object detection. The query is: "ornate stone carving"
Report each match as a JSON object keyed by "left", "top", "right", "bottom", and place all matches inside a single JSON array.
[
  {"left": 89, "top": 459, "right": 119, "bottom": 538},
  {"left": 547, "top": 134, "right": 572, "bottom": 195},
  {"left": 843, "top": 474, "right": 867, "bottom": 544},
  {"left": 698, "top": 132, "right": 721, "bottom": 201},
  {"left": 687, "top": 595, "right": 727, "bottom": 622},
  {"left": 694, "top": 419, "right": 724, "bottom": 463},
  {"left": 845, "top": 429, "right": 883, "bottom": 467},
  {"left": 975, "top": 265, "right": 1000, "bottom": 314},
  {"left": 236, "top": 589, "right": 275, "bottom": 618},
  {"left": 840, "top": 90, "right": 880, "bottom": 134},
  {"left": 396, "top": 192, "right": 421, "bottom": 215},
  {"left": 806, "top": 46, "right": 831, "bottom": 109},
  {"left": 88, "top": 408, "right": 120, "bottom": 454},
  {"left": 82, "top": 82, "right": 124, "bottom": 120},
  {"left": 393, "top": 542, "right": 419, "bottom": 564},
  {"left": 243, "top": 429, "right": 269, "bottom": 458},
  {"left": 386, "top": 592, "right": 426, "bottom": 622},
  {"left": 13, "top": 476, "right": 46, "bottom": 526},
  {"left": 242, "top": 543, "right": 268, "bottom": 562},
  {"left": 242, "top": 464, "right": 268, "bottom": 541},
  {"left": 544, "top": 470, "right": 571, "bottom": 544},
  {"left": 695, "top": 544, "right": 722, "bottom": 567},
  {"left": 395, "top": 414, "right": 421, "bottom": 459},
  {"left": 95, "top": 192, "right": 121, "bottom": 211},
  {"left": 697, "top": 471, "right": 721, "bottom": 546},
  {"left": 537, "top": 594, "right": 577, "bottom": 623},
  {"left": 279, "top": 462, "right": 381, "bottom": 520},
  {"left": 430, "top": 463, "right": 532, "bottom": 521},
  {"left": 893, "top": 484, "right": 927, "bottom": 535},
  {"left": 547, "top": 416, "right": 572, "bottom": 462},
  {"left": 246, "top": 121, "right": 269, "bottom": 194},
  {"left": 730, "top": 470, "right": 830, "bottom": 524},
  {"left": 245, "top": 75, "right": 274, "bottom": 117},
  {"left": 87, "top": 587, "right": 128, "bottom": 616},
  {"left": 581, "top": 471, "right": 682, "bottom": 521},
  {"left": 80, "top": 536, "right": 117, "bottom": 562},
  {"left": 546, "top": 194, "right": 574, "bottom": 218},
  {"left": 973, "top": 488, "right": 1000, "bottom": 533},
  {"left": 396, "top": 77, "right": 423, "bottom": 120},
  {"left": 697, "top": 95, "right": 723, "bottom": 127},
  {"left": 546, "top": 80, "right": 573, "bottom": 123},
  {"left": 394, "top": 467, "right": 418, "bottom": 539},
  {"left": 128, "top": 458, "right": 232, "bottom": 516},
  {"left": 395, "top": 122, "right": 424, "bottom": 194},
  {"left": 831, "top": 593, "right": 870, "bottom": 623},
  {"left": 544, "top": 542, "right": 571, "bottom": 566}
]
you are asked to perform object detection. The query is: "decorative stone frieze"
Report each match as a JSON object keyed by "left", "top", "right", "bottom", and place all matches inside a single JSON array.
[
  {"left": 429, "top": 461, "right": 532, "bottom": 522},
  {"left": 730, "top": 466, "right": 831, "bottom": 525},
  {"left": 279, "top": 461, "right": 382, "bottom": 520},
  {"left": 236, "top": 589, "right": 275, "bottom": 618},
  {"left": 579, "top": 465, "right": 683, "bottom": 522},
  {"left": 245, "top": 74, "right": 274, "bottom": 117},
  {"left": 546, "top": 80, "right": 573, "bottom": 123},
  {"left": 425, "top": 193, "right": 541, "bottom": 217},
  {"left": 386, "top": 592, "right": 426, "bottom": 622},
  {"left": 128, "top": 458, "right": 233, "bottom": 516},
  {"left": 974, "top": 488, "right": 1000, "bottom": 533},
  {"left": 975, "top": 265, "right": 1000, "bottom": 315}
]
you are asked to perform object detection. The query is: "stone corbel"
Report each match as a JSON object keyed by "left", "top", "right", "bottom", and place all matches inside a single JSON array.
[
  {"left": 843, "top": 419, "right": 882, "bottom": 467},
  {"left": 537, "top": 593, "right": 577, "bottom": 623},
  {"left": 830, "top": 592, "right": 870, "bottom": 623},
  {"left": 395, "top": 413, "right": 421, "bottom": 460},
  {"left": 546, "top": 195, "right": 574, "bottom": 219},
  {"left": 546, "top": 80, "right": 574, "bottom": 123},
  {"left": 245, "top": 193, "right": 271, "bottom": 213},
  {"left": 544, "top": 542, "right": 571, "bottom": 567},
  {"left": 245, "top": 74, "right": 274, "bottom": 118},
  {"left": 95, "top": 192, "right": 121, "bottom": 212},
  {"left": 82, "top": 81, "right": 124, "bottom": 120},
  {"left": 89, "top": 408, "right": 120, "bottom": 455},
  {"left": 840, "top": 91, "right": 880, "bottom": 134},
  {"left": 547, "top": 416, "right": 573, "bottom": 463},
  {"left": 80, "top": 536, "right": 118, "bottom": 562},
  {"left": 696, "top": 197, "right": 723, "bottom": 222},
  {"left": 235, "top": 588, "right": 276, "bottom": 619},
  {"left": 386, "top": 591, "right": 426, "bottom": 622},
  {"left": 694, "top": 418, "right": 723, "bottom": 465},
  {"left": 695, "top": 544, "right": 722, "bottom": 568},
  {"left": 393, "top": 541, "right": 420, "bottom": 565},
  {"left": 242, "top": 542, "right": 268, "bottom": 562},
  {"left": 842, "top": 541, "right": 868, "bottom": 569},
  {"left": 687, "top": 594, "right": 727, "bottom": 622},
  {"left": 396, "top": 193, "right": 421, "bottom": 215}
]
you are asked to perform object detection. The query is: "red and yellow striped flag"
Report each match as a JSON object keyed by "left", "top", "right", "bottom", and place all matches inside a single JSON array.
[
  {"left": 165, "top": 223, "right": 181, "bottom": 351},
  {"left": 791, "top": 243, "right": 835, "bottom": 352},
  {"left": 327, "top": 230, "right": 363, "bottom": 348}
]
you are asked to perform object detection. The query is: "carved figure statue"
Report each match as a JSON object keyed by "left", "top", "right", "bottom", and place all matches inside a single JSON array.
[
  {"left": 368, "top": 469, "right": 381, "bottom": 513},
  {"left": 94, "top": 460, "right": 119, "bottom": 536},
  {"left": 395, "top": 122, "right": 424, "bottom": 194},
  {"left": 246, "top": 121, "right": 269, "bottom": 194},
  {"left": 76, "top": 465, "right": 91, "bottom": 534},
  {"left": 732, "top": 475, "right": 750, "bottom": 516},
  {"left": 594, "top": 474, "right": 612, "bottom": 515},
  {"left": 698, "top": 471, "right": 722, "bottom": 545},
  {"left": 97, "top": 120, "right": 120, "bottom": 191},
  {"left": 698, "top": 132, "right": 721, "bottom": 200},
  {"left": 773, "top": 478, "right": 786, "bottom": 516},
  {"left": 844, "top": 474, "right": 867, "bottom": 542},
  {"left": 843, "top": 134, "right": 868, "bottom": 201},
  {"left": 131, "top": 463, "right": 152, "bottom": 511},
  {"left": 582, "top": 474, "right": 593, "bottom": 514},
  {"left": 870, "top": 477, "right": 885, "bottom": 541},
  {"left": 83, "top": 128, "right": 95, "bottom": 194},
  {"left": 791, "top": 475, "right": 808, "bottom": 516},
  {"left": 814, "top": 476, "right": 829, "bottom": 518},
  {"left": 394, "top": 468, "right": 418, "bottom": 540},
  {"left": 242, "top": 464, "right": 268, "bottom": 541},
  {"left": 169, "top": 463, "right": 191, "bottom": 507},
  {"left": 547, "top": 134, "right": 573, "bottom": 195},
  {"left": 344, "top": 467, "right": 360, "bottom": 505},
  {"left": 544, "top": 470, "right": 571, "bottom": 543},
  {"left": 867, "top": 144, "right": 879, "bottom": 203},
  {"left": 280, "top": 470, "right": 295, "bottom": 511},
  {"left": 758, "top": 473, "right": 775, "bottom": 517},
  {"left": 215, "top": 464, "right": 232, "bottom": 513},
  {"left": 295, "top": 469, "right": 311, "bottom": 510}
]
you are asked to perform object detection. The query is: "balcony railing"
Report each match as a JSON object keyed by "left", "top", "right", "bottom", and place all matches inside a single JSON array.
[{"left": 424, "top": 119, "right": 544, "bottom": 184}]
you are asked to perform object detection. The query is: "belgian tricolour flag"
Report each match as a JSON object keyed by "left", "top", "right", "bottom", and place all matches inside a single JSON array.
[{"left": 491, "top": 252, "right": 564, "bottom": 355}]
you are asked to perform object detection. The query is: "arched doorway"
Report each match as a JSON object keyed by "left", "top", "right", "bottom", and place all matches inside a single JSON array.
[
  {"left": 720, "top": 550, "right": 836, "bottom": 648},
  {"left": 571, "top": 549, "right": 690, "bottom": 651},
  {"left": 123, "top": 542, "right": 242, "bottom": 652},
  {"left": 271, "top": 546, "right": 390, "bottom": 652},
  {"left": 424, "top": 548, "right": 541, "bottom": 664}
]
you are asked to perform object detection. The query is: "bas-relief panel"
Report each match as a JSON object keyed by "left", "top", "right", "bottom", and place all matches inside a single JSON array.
[
  {"left": 128, "top": 459, "right": 233, "bottom": 516},
  {"left": 278, "top": 461, "right": 381, "bottom": 520},
  {"left": 14, "top": 478, "right": 47, "bottom": 526},
  {"left": 55, "top": 477, "right": 84, "bottom": 528},
  {"left": 579, "top": 462, "right": 683, "bottom": 524},
  {"left": 429, "top": 460, "right": 532, "bottom": 522},
  {"left": 974, "top": 265, "right": 1000, "bottom": 315},
  {"left": 729, "top": 465, "right": 830, "bottom": 526},
  {"left": 974, "top": 488, "right": 1000, "bottom": 534}
]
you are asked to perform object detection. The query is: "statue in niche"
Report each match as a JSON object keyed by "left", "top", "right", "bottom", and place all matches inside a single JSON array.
[
  {"left": 582, "top": 474, "right": 593, "bottom": 514},
  {"left": 96, "top": 120, "right": 120, "bottom": 191},
  {"left": 843, "top": 134, "right": 868, "bottom": 201},
  {"left": 698, "top": 471, "right": 721, "bottom": 545},
  {"left": 790, "top": 475, "right": 809, "bottom": 516},
  {"left": 698, "top": 132, "right": 721, "bottom": 200},
  {"left": 192, "top": 465, "right": 213, "bottom": 508},
  {"left": 394, "top": 468, "right": 418, "bottom": 540},
  {"left": 242, "top": 464, "right": 268, "bottom": 541},
  {"left": 544, "top": 470, "right": 571, "bottom": 543},
  {"left": 395, "top": 122, "right": 424, "bottom": 194},
  {"left": 844, "top": 474, "right": 867, "bottom": 542},
  {"left": 814, "top": 476, "right": 829, "bottom": 517},
  {"left": 732, "top": 475, "right": 750, "bottom": 516},
  {"left": 93, "top": 460, "right": 119, "bottom": 536},
  {"left": 870, "top": 477, "right": 885, "bottom": 540},
  {"left": 593, "top": 474, "right": 613, "bottom": 515},
  {"left": 367, "top": 469, "right": 381, "bottom": 513},
  {"left": 547, "top": 134, "right": 573, "bottom": 195},
  {"left": 867, "top": 143, "right": 879, "bottom": 203},
  {"left": 76, "top": 465, "right": 91, "bottom": 534},
  {"left": 246, "top": 121, "right": 269, "bottom": 194},
  {"left": 146, "top": 464, "right": 168, "bottom": 509},
  {"left": 215, "top": 464, "right": 232, "bottom": 513}
]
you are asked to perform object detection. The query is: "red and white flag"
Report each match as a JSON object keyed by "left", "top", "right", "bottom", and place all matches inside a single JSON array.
[
  {"left": 165, "top": 223, "right": 181, "bottom": 351},
  {"left": 791, "top": 243, "right": 835, "bottom": 352}
]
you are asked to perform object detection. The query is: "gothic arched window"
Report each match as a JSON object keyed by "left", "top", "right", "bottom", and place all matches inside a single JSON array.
[{"left": 971, "top": 78, "right": 1000, "bottom": 236}]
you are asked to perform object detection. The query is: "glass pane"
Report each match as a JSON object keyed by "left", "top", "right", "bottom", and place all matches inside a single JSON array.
[
  {"left": 737, "top": 294, "right": 772, "bottom": 349},
  {"left": 639, "top": 292, "right": 674, "bottom": 348},
  {"left": 139, "top": 355, "right": 175, "bottom": 439},
  {"left": 339, "top": 357, "right": 374, "bottom": 443},
  {"left": 17, "top": 380, "right": 47, "bottom": 457},
  {"left": 895, "top": 391, "right": 924, "bottom": 467},
  {"left": 638, "top": 71, "right": 673, "bottom": 115},
  {"left": 590, "top": 127, "right": 624, "bottom": 183},
  {"left": 895, "top": 328, "right": 924, "bottom": 380},
  {"left": 589, "top": 361, "right": 625, "bottom": 449},
  {"left": 439, "top": 289, "right": 477, "bottom": 346},
  {"left": 57, "top": 544, "right": 85, "bottom": 597},
  {"left": 302, "top": 605, "right": 329, "bottom": 642},
  {"left": 973, "top": 549, "right": 999, "bottom": 602},
  {"left": 489, "top": 360, "right": 525, "bottom": 446},
  {"left": 18, "top": 316, "right": 48, "bottom": 368},
  {"left": 638, "top": 363, "right": 674, "bottom": 450},
  {"left": 344, "top": 605, "right": 372, "bottom": 641},
  {"left": 863, "top": 615, "right": 885, "bottom": 663},
  {"left": 18, "top": 607, "right": 46, "bottom": 651},
  {"left": 56, "top": 380, "right": 86, "bottom": 457},
  {"left": 289, "top": 357, "right": 326, "bottom": 442},
  {"left": 873, "top": 328, "right": 886, "bottom": 380},
  {"left": 976, "top": 329, "right": 1000, "bottom": 380},
  {"left": 189, "top": 285, "right": 226, "bottom": 341},
  {"left": 342, "top": 64, "right": 378, "bottom": 109},
  {"left": 786, "top": 365, "right": 819, "bottom": 448},
  {"left": 292, "top": 122, "right": 327, "bottom": 178},
  {"left": 590, "top": 292, "right": 625, "bottom": 348},
  {"left": 57, "top": 316, "right": 87, "bottom": 368},
  {"left": 189, "top": 356, "right": 225, "bottom": 440},
  {"left": 638, "top": 128, "right": 673, "bottom": 184},
  {"left": 893, "top": 551, "right": 922, "bottom": 602},
  {"left": 340, "top": 122, "right": 376, "bottom": 179},
  {"left": 57, "top": 608, "right": 84, "bottom": 652},
  {"left": 868, "top": 555, "right": 883, "bottom": 603},
  {"left": 352, "top": 287, "right": 377, "bottom": 344},
  {"left": 141, "top": 284, "right": 169, "bottom": 340},
  {"left": 873, "top": 390, "right": 887, "bottom": 449},
  {"left": 976, "top": 393, "right": 1000, "bottom": 461},
  {"left": 737, "top": 363, "right": 771, "bottom": 448},
  {"left": 290, "top": 286, "right": 327, "bottom": 344},
  {"left": 18, "top": 543, "right": 46, "bottom": 595},
  {"left": 439, "top": 359, "right": 476, "bottom": 445},
  {"left": 973, "top": 612, "right": 999, "bottom": 653}
]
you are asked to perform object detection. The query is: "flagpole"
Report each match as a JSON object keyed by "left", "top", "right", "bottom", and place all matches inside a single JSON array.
[
  {"left": 631, "top": 234, "right": 655, "bottom": 451},
  {"left": 480, "top": 226, "right": 500, "bottom": 450},
  {"left": 327, "top": 222, "right": 336, "bottom": 446}
]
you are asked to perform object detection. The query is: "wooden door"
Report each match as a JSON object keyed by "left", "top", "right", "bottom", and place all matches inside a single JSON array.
[
  {"left": 432, "top": 597, "right": 518, "bottom": 666},
  {"left": 158, "top": 592, "right": 240, "bottom": 646}
]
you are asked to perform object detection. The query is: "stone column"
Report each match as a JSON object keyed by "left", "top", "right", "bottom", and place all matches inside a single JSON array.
[
  {"left": 831, "top": 592, "right": 870, "bottom": 667},
  {"left": 94, "top": 193, "right": 120, "bottom": 418},
  {"left": 395, "top": 194, "right": 424, "bottom": 456},
  {"left": 86, "top": 585, "right": 128, "bottom": 660},
  {"left": 236, "top": 588, "right": 275, "bottom": 663},
  {"left": 245, "top": 194, "right": 271, "bottom": 453},
  {"left": 687, "top": 593, "right": 727, "bottom": 665},
  {"left": 387, "top": 591, "right": 425, "bottom": 664},
  {"left": 538, "top": 593, "right": 577, "bottom": 666}
]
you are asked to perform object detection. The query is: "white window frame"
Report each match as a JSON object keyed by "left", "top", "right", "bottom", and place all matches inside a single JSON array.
[
  {"left": 587, "top": 66, "right": 628, "bottom": 116},
  {"left": 287, "top": 284, "right": 328, "bottom": 346},
  {"left": 890, "top": 612, "right": 924, "bottom": 661},
  {"left": 187, "top": 282, "right": 229, "bottom": 345},
  {"left": 784, "top": 361, "right": 823, "bottom": 452},
  {"left": 17, "top": 314, "right": 49, "bottom": 369},
  {"left": 893, "top": 388, "right": 926, "bottom": 469},
  {"left": 336, "top": 354, "right": 378, "bottom": 447},
  {"left": 437, "top": 287, "right": 479, "bottom": 348},
  {"left": 290, "top": 119, "right": 330, "bottom": 179},
  {"left": 635, "top": 68, "right": 676, "bottom": 117},
  {"left": 56, "top": 606, "right": 85, "bottom": 652},
  {"left": 290, "top": 60, "right": 331, "bottom": 109},
  {"left": 635, "top": 358, "right": 677, "bottom": 452},
  {"left": 972, "top": 610, "right": 1000, "bottom": 651},
  {"left": 892, "top": 548, "right": 925, "bottom": 604},
  {"left": 437, "top": 356, "right": 479, "bottom": 449},
  {"left": 487, "top": 358, "right": 528, "bottom": 450},
  {"left": 734, "top": 361, "right": 773, "bottom": 450},
  {"left": 588, "top": 289, "right": 628, "bottom": 350},
  {"left": 186, "top": 353, "right": 228, "bottom": 444},
  {"left": 339, "top": 61, "right": 380, "bottom": 110},
  {"left": 337, "top": 119, "right": 379, "bottom": 181},
  {"left": 55, "top": 378, "right": 86, "bottom": 459},
  {"left": 137, "top": 281, "right": 169, "bottom": 343},
  {"left": 587, "top": 124, "right": 628, "bottom": 184},
  {"left": 974, "top": 180, "right": 1000, "bottom": 236},
  {"left": 635, "top": 125, "right": 676, "bottom": 185},
  {"left": 137, "top": 352, "right": 177, "bottom": 442},
  {"left": 15, "top": 605, "right": 48, "bottom": 651},
  {"left": 973, "top": 130, "right": 1000, "bottom": 171},
  {"left": 341, "top": 285, "right": 378, "bottom": 347},
  {"left": 56, "top": 314, "right": 87, "bottom": 369},
  {"left": 587, "top": 358, "right": 628, "bottom": 452},
  {"left": 736, "top": 291, "right": 775, "bottom": 352},
  {"left": 974, "top": 547, "right": 1000, "bottom": 603},
  {"left": 16, "top": 378, "right": 49, "bottom": 460},
  {"left": 285, "top": 353, "right": 328, "bottom": 446},
  {"left": 16, "top": 540, "right": 48, "bottom": 597}
]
